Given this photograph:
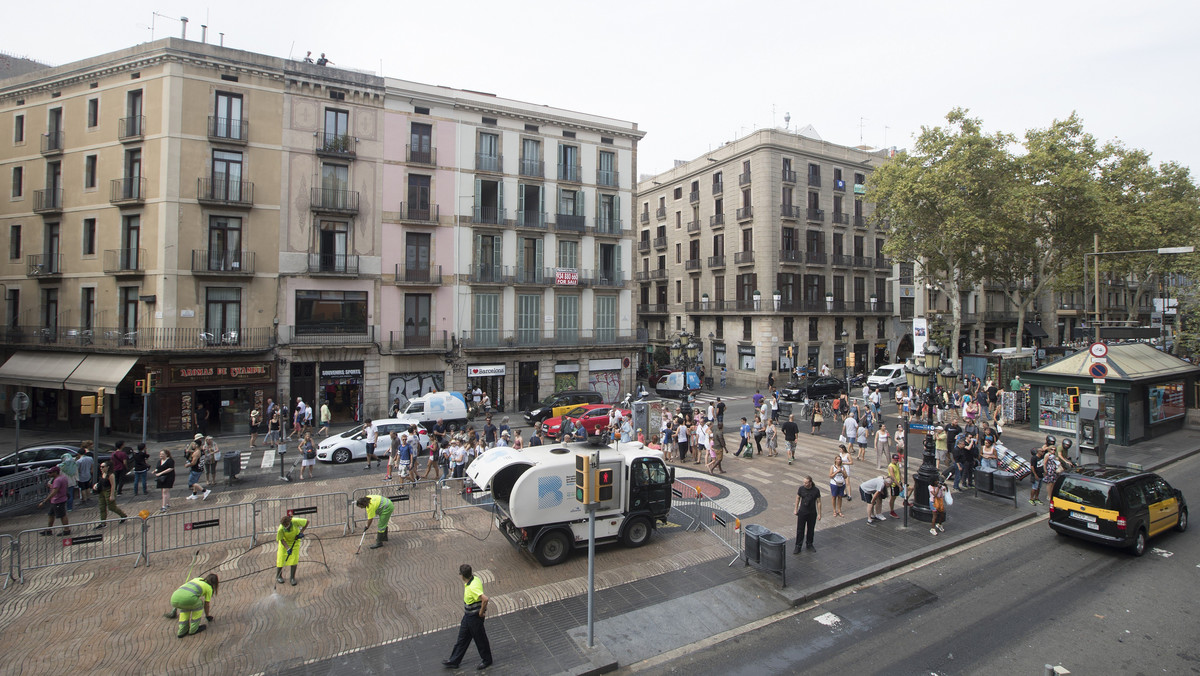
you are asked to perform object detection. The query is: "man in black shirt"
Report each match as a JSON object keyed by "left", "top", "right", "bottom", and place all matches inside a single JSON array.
[
  {"left": 793, "top": 476, "right": 823, "bottom": 553},
  {"left": 483, "top": 416, "right": 498, "bottom": 448},
  {"left": 780, "top": 414, "right": 800, "bottom": 465}
]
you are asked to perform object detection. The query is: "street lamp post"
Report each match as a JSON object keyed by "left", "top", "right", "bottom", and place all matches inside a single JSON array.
[
  {"left": 906, "top": 342, "right": 956, "bottom": 523},
  {"left": 670, "top": 331, "right": 700, "bottom": 419}
]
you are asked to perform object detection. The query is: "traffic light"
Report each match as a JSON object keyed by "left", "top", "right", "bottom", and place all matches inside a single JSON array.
[
  {"left": 1067, "top": 386, "right": 1081, "bottom": 413},
  {"left": 146, "top": 372, "right": 157, "bottom": 393},
  {"left": 134, "top": 379, "right": 145, "bottom": 395},
  {"left": 95, "top": 387, "right": 105, "bottom": 415},
  {"left": 80, "top": 396, "right": 96, "bottom": 415},
  {"left": 597, "top": 467, "right": 614, "bottom": 502},
  {"left": 575, "top": 454, "right": 593, "bottom": 504}
]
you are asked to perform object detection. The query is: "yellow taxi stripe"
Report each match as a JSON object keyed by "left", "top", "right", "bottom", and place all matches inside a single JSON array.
[{"left": 1051, "top": 497, "right": 1119, "bottom": 521}]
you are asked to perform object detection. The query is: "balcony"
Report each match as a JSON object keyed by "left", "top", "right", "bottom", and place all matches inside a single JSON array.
[
  {"left": 805, "top": 251, "right": 827, "bottom": 265},
  {"left": 110, "top": 177, "right": 146, "bottom": 206},
  {"left": 311, "top": 187, "right": 360, "bottom": 214},
  {"left": 652, "top": 236, "right": 667, "bottom": 250},
  {"left": 558, "top": 163, "right": 582, "bottom": 183},
  {"left": 782, "top": 169, "right": 797, "bottom": 183},
  {"left": 399, "top": 202, "right": 439, "bottom": 224},
  {"left": 709, "top": 213, "right": 725, "bottom": 228},
  {"left": 780, "top": 204, "right": 801, "bottom": 220},
  {"left": 854, "top": 215, "right": 867, "bottom": 228},
  {"left": 208, "top": 116, "right": 249, "bottom": 144},
  {"left": 118, "top": 115, "right": 145, "bottom": 142},
  {"left": 289, "top": 325, "right": 377, "bottom": 346},
  {"left": 832, "top": 254, "right": 853, "bottom": 267},
  {"left": 475, "top": 153, "right": 503, "bottom": 173},
  {"left": 685, "top": 258, "right": 702, "bottom": 271},
  {"left": 513, "top": 267, "right": 550, "bottom": 285},
  {"left": 458, "top": 328, "right": 647, "bottom": 350},
  {"left": 33, "top": 188, "right": 63, "bottom": 213},
  {"left": 633, "top": 268, "right": 667, "bottom": 281},
  {"left": 393, "top": 264, "right": 443, "bottom": 286},
  {"left": 806, "top": 208, "right": 824, "bottom": 222},
  {"left": 734, "top": 251, "right": 755, "bottom": 265},
  {"left": 779, "top": 250, "right": 802, "bottom": 264},
  {"left": 197, "top": 177, "right": 254, "bottom": 208},
  {"left": 583, "top": 269, "right": 625, "bottom": 287},
  {"left": 984, "top": 310, "right": 1018, "bottom": 322},
  {"left": 472, "top": 206, "right": 506, "bottom": 225},
  {"left": 316, "top": 132, "right": 356, "bottom": 159},
  {"left": 832, "top": 212, "right": 850, "bottom": 226},
  {"left": 875, "top": 257, "right": 892, "bottom": 269},
  {"left": 736, "top": 206, "right": 753, "bottom": 221},
  {"left": 41, "top": 131, "right": 63, "bottom": 155},
  {"left": 406, "top": 144, "right": 436, "bottom": 165},
  {"left": 387, "top": 330, "right": 449, "bottom": 352},
  {"left": 707, "top": 255, "right": 726, "bottom": 269},
  {"left": 808, "top": 174, "right": 821, "bottom": 187},
  {"left": 738, "top": 171, "right": 751, "bottom": 186},
  {"left": 688, "top": 190, "right": 700, "bottom": 204},
  {"left": 712, "top": 180, "right": 723, "bottom": 195},
  {"left": 598, "top": 169, "right": 619, "bottom": 188},
  {"left": 638, "top": 240, "right": 650, "bottom": 253},
  {"left": 467, "top": 264, "right": 512, "bottom": 284},
  {"left": 306, "top": 253, "right": 360, "bottom": 276},
  {"left": 191, "top": 250, "right": 254, "bottom": 275},
  {"left": 103, "top": 248, "right": 145, "bottom": 275},
  {"left": 852, "top": 255, "right": 873, "bottom": 268},
  {"left": 655, "top": 206, "right": 667, "bottom": 220},
  {"left": 516, "top": 210, "right": 547, "bottom": 230},
  {"left": 519, "top": 158, "right": 544, "bottom": 178},
  {"left": 26, "top": 253, "right": 62, "bottom": 277},
  {"left": 556, "top": 213, "right": 586, "bottom": 232},
  {"left": 686, "top": 219, "right": 701, "bottom": 234},
  {"left": 2, "top": 325, "right": 277, "bottom": 352},
  {"left": 834, "top": 179, "right": 846, "bottom": 193},
  {"left": 640, "top": 212, "right": 650, "bottom": 224},
  {"left": 637, "top": 303, "right": 668, "bottom": 315},
  {"left": 594, "top": 217, "right": 622, "bottom": 236}
]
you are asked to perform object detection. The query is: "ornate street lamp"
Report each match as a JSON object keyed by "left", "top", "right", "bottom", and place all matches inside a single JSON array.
[{"left": 908, "top": 342, "right": 951, "bottom": 523}]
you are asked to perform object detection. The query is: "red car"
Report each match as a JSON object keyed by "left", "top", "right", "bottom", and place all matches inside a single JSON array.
[{"left": 543, "top": 404, "right": 631, "bottom": 439}]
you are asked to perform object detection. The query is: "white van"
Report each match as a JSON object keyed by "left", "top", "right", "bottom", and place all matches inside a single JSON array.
[
  {"left": 867, "top": 363, "right": 908, "bottom": 392},
  {"left": 393, "top": 391, "right": 469, "bottom": 427}
]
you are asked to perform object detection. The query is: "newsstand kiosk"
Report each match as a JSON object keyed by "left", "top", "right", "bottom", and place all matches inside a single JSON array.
[{"left": 1078, "top": 393, "right": 1108, "bottom": 466}]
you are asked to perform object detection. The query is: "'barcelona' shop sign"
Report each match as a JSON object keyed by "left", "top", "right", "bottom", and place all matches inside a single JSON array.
[{"left": 170, "top": 362, "right": 275, "bottom": 386}]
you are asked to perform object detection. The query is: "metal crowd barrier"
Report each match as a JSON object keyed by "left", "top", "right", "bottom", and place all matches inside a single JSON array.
[
  {"left": 671, "top": 480, "right": 742, "bottom": 565},
  {"left": 0, "top": 534, "right": 12, "bottom": 589},
  {"left": 144, "top": 502, "right": 256, "bottom": 560},
  {"left": 252, "top": 492, "right": 350, "bottom": 543},
  {"left": 437, "top": 477, "right": 494, "bottom": 517},
  {"left": 0, "top": 468, "right": 51, "bottom": 516},
  {"left": 14, "top": 515, "right": 146, "bottom": 581},
  {"left": 349, "top": 480, "right": 438, "bottom": 530}
]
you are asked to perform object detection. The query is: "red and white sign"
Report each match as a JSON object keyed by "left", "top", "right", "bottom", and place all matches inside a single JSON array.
[
  {"left": 555, "top": 268, "right": 579, "bottom": 285},
  {"left": 1089, "top": 342, "right": 1108, "bottom": 359},
  {"left": 469, "top": 364, "right": 506, "bottom": 377}
]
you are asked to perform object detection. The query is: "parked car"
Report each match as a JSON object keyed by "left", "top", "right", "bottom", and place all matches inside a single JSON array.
[
  {"left": 524, "top": 390, "right": 604, "bottom": 425},
  {"left": 867, "top": 363, "right": 908, "bottom": 391},
  {"left": 315, "top": 419, "right": 430, "bottom": 464},
  {"left": 780, "top": 376, "right": 845, "bottom": 401},
  {"left": 543, "top": 405, "right": 632, "bottom": 439},
  {"left": 1049, "top": 465, "right": 1187, "bottom": 556},
  {"left": 0, "top": 442, "right": 112, "bottom": 476}
]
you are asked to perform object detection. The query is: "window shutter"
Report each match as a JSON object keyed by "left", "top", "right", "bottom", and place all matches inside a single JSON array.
[
  {"left": 518, "top": 183, "right": 525, "bottom": 216},
  {"left": 578, "top": 189, "right": 585, "bottom": 217},
  {"left": 615, "top": 243, "right": 622, "bottom": 281},
  {"left": 614, "top": 195, "right": 621, "bottom": 229},
  {"left": 473, "top": 176, "right": 481, "bottom": 210},
  {"left": 498, "top": 180, "right": 504, "bottom": 216},
  {"left": 535, "top": 238, "right": 544, "bottom": 272},
  {"left": 492, "top": 235, "right": 502, "bottom": 269}
]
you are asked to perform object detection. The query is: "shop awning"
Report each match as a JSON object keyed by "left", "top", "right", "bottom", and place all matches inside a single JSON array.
[
  {"left": 63, "top": 354, "right": 139, "bottom": 392},
  {"left": 1023, "top": 322, "right": 1049, "bottom": 339},
  {"left": 0, "top": 352, "right": 86, "bottom": 390}
]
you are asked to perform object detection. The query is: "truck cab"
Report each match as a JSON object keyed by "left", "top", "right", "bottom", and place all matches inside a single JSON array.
[{"left": 467, "top": 441, "right": 674, "bottom": 566}]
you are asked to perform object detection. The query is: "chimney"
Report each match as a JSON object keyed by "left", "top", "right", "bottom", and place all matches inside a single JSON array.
[
  {"left": 219, "top": 32, "right": 225, "bottom": 47},
  {"left": 201, "top": 25, "right": 207, "bottom": 43},
  {"left": 180, "top": 16, "right": 188, "bottom": 39}
]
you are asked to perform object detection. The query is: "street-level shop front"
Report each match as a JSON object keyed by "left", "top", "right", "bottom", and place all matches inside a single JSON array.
[
  {"left": 154, "top": 360, "right": 276, "bottom": 441},
  {"left": 1020, "top": 343, "right": 1197, "bottom": 446},
  {"left": 0, "top": 351, "right": 140, "bottom": 433},
  {"left": 467, "top": 364, "right": 506, "bottom": 413}
]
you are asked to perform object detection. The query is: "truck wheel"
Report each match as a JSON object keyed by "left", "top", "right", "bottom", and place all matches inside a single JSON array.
[
  {"left": 621, "top": 516, "right": 652, "bottom": 548},
  {"left": 534, "top": 531, "right": 571, "bottom": 567}
]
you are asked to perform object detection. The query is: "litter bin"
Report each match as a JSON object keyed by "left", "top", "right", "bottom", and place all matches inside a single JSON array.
[
  {"left": 759, "top": 532, "right": 787, "bottom": 573},
  {"left": 974, "top": 467, "right": 995, "bottom": 492},
  {"left": 778, "top": 402, "right": 793, "bottom": 417},
  {"left": 992, "top": 470, "right": 1015, "bottom": 497},
  {"left": 743, "top": 524, "right": 769, "bottom": 564}
]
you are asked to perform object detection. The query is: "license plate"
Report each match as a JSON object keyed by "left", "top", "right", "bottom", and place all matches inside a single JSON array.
[
  {"left": 1069, "top": 511, "right": 1097, "bottom": 524},
  {"left": 1086, "top": 523, "right": 1099, "bottom": 530}
]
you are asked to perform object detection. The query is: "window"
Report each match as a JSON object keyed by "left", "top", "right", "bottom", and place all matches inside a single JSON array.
[
  {"left": 84, "top": 155, "right": 97, "bottom": 189},
  {"left": 899, "top": 262, "right": 914, "bottom": 285},
  {"left": 557, "top": 240, "right": 578, "bottom": 268},
  {"left": 855, "top": 198, "right": 864, "bottom": 217},
  {"left": 833, "top": 167, "right": 843, "bottom": 184},
  {"left": 478, "top": 132, "right": 500, "bottom": 171},
  {"left": 81, "top": 287, "right": 95, "bottom": 330},
  {"left": 736, "top": 273, "right": 756, "bottom": 303},
  {"left": 316, "top": 220, "right": 350, "bottom": 271},
  {"left": 407, "top": 174, "right": 431, "bottom": 220},
  {"left": 517, "top": 294, "right": 541, "bottom": 344},
  {"left": 473, "top": 293, "right": 500, "bottom": 345},
  {"left": 207, "top": 216, "right": 242, "bottom": 271},
  {"left": 804, "top": 274, "right": 824, "bottom": 301},
  {"left": 714, "top": 275, "right": 725, "bottom": 303},
  {"left": 43, "top": 222, "right": 60, "bottom": 270},
  {"left": 712, "top": 233, "right": 724, "bottom": 257},
  {"left": 214, "top": 92, "right": 244, "bottom": 139},
  {"left": 673, "top": 187, "right": 682, "bottom": 200},
  {"left": 783, "top": 317, "right": 794, "bottom": 343},
  {"left": 556, "top": 294, "right": 579, "bottom": 343},
  {"left": 598, "top": 150, "right": 617, "bottom": 187},
  {"left": 517, "top": 236, "right": 543, "bottom": 282},
  {"left": 409, "top": 122, "right": 433, "bottom": 163},
  {"left": 8, "top": 225, "right": 19, "bottom": 258},
  {"left": 742, "top": 188, "right": 751, "bottom": 208},
  {"left": 211, "top": 150, "right": 244, "bottom": 201},
  {"left": 714, "top": 197, "right": 723, "bottom": 214},
  {"left": 120, "top": 215, "right": 139, "bottom": 270},
  {"left": 833, "top": 233, "right": 844, "bottom": 257},
  {"left": 856, "top": 317, "right": 865, "bottom": 340},
  {"left": 741, "top": 228, "right": 753, "bottom": 252},
  {"left": 5, "top": 289, "right": 17, "bottom": 330},
  {"left": 900, "top": 297, "right": 915, "bottom": 319},
  {"left": 120, "top": 287, "right": 139, "bottom": 333},
  {"left": 87, "top": 98, "right": 99, "bottom": 128},
  {"left": 324, "top": 108, "right": 349, "bottom": 138},
  {"left": 82, "top": 218, "right": 96, "bottom": 255},
  {"left": 675, "top": 280, "right": 682, "bottom": 303},
  {"left": 715, "top": 316, "right": 724, "bottom": 339},
  {"left": 295, "top": 290, "right": 368, "bottom": 335},
  {"left": 806, "top": 230, "right": 823, "bottom": 253},
  {"left": 558, "top": 188, "right": 584, "bottom": 228},
  {"left": 597, "top": 242, "right": 620, "bottom": 283},
  {"left": 11, "top": 166, "right": 21, "bottom": 197},
  {"left": 42, "top": 288, "right": 58, "bottom": 332},
  {"left": 712, "top": 172, "right": 723, "bottom": 193},
  {"left": 205, "top": 288, "right": 241, "bottom": 340},
  {"left": 675, "top": 243, "right": 681, "bottom": 264},
  {"left": 403, "top": 294, "right": 432, "bottom": 346},
  {"left": 854, "top": 172, "right": 866, "bottom": 186},
  {"left": 13, "top": 114, "right": 23, "bottom": 143},
  {"left": 808, "top": 163, "right": 821, "bottom": 183},
  {"left": 558, "top": 144, "right": 580, "bottom": 181},
  {"left": 596, "top": 296, "right": 616, "bottom": 342},
  {"left": 742, "top": 318, "right": 752, "bottom": 342},
  {"left": 833, "top": 276, "right": 844, "bottom": 302},
  {"left": 405, "top": 232, "right": 431, "bottom": 278},
  {"left": 782, "top": 227, "right": 797, "bottom": 251},
  {"left": 675, "top": 211, "right": 681, "bottom": 228},
  {"left": 782, "top": 186, "right": 793, "bottom": 207},
  {"left": 877, "top": 318, "right": 886, "bottom": 338},
  {"left": 598, "top": 193, "right": 619, "bottom": 232},
  {"left": 521, "top": 138, "right": 541, "bottom": 176},
  {"left": 854, "top": 235, "right": 864, "bottom": 257},
  {"left": 126, "top": 89, "right": 142, "bottom": 119},
  {"left": 854, "top": 276, "right": 865, "bottom": 302}
]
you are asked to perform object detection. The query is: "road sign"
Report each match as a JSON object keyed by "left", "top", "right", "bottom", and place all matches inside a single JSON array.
[
  {"left": 909, "top": 423, "right": 935, "bottom": 431},
  {"left": 1089, "top": 362, "right": 1109, "bottom": 379},
  {"left": 1089, "top": 342, "right": 1108, "bottom": 359}
]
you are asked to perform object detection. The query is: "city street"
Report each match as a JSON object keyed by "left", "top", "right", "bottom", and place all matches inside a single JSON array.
[{"left": 631, "top": 452, "right": 1200, "bottom": 676}]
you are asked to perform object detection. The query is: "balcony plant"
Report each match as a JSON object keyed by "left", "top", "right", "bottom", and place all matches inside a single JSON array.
[
  {"left": 772, "top": 290, "right": 782, "bottom": 311},
  {"left": 752, "top": 289, "right": 761, "bottom": 311},
  {"left": 702, "top": 292, "right": 710, "bottom": 310},
  {"left": 825, "top": 292, "right": 835, "bottom": 311}
]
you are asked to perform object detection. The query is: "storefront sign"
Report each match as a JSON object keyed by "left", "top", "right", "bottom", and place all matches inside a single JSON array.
[
  {"left": 589, "top": 358, "right": 621, "bottom": 371},
  {"left": 172, "top": 363, "right": 273, "bottom": 384},
  {"left": 555, "top": 268, "right": 579, "bottom": 285},
  {"left": 469, "top": 364, "right": 505, "bottom": 377},
  {"left": 321, "top": 362, "right": 363, "bottom": 379}
]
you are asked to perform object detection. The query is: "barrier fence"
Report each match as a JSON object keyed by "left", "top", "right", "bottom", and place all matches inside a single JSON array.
[
  {"left": 671, "top": 480, "right": 743, "bottom": 566},
  {"left": 15, "top": 515, "right": 146, "bottom": 581},
  {"left": 252, "top": 492, "right": 350, "bottom": 543},
  {"left": 0, "top": 534, "right": 12, "bottom": 589},
  {"left": 349, "top": 480, "right": 438, "bottom": 530},
  {"left": 0, "top": 468, "right": 51, "bottom": 516},
  {"left": 144, "top": 503, "right": 256, "bottom": 559},
  {"left": 438, "top": 477, "right": 495, "bottom": 515}
]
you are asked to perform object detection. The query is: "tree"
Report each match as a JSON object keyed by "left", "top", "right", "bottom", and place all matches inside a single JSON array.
[{"left": 870, "top": 109, "right": 1016, "bottom": 364}]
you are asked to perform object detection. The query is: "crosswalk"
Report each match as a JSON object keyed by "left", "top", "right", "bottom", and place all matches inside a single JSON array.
[{"left": 693, "top": 392, "right": 748, "bottom": 404}]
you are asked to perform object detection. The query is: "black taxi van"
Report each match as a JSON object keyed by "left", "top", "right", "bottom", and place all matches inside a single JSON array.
[{"left": 1049, "top": 465, "right": 1187, "bottom": 556}]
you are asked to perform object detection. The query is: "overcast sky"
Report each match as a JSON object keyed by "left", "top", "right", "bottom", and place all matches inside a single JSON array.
[{"left": 5, "top": 1, "right": 1197, "bottom": 177}]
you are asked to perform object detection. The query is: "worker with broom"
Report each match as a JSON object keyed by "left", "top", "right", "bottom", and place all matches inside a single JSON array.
[
  {"left": 275, "top": 514, "right": 308, "bottom": 585},
  {"left": 169, "top": 573, "right": 219, "bottom": 637},
  {"left": 355, "top": 495, "right": 394, "bottom": 550}
]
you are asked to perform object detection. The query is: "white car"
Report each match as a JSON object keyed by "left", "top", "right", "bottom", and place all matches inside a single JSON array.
[{"left": 315, "top": 419, "right": 430, "bottom": 464}]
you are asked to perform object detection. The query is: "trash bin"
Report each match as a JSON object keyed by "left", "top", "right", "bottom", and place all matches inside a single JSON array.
[
  {"left": 778, "top": 402, "right": 793, "bottom": 417},
  {"left": 759, "top": 532, "right": 787, "bottom": 573},
  {"left": 992, "top": 470, "right": 1015, "bottom": 497},
  {"left": 974, "top": 467, "right": 995, "bottom": 492},
  {"left": 743, "top": 524, "right": 769, "bottom": 564}
]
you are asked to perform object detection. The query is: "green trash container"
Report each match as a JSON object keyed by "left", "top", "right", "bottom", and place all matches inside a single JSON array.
[
  {"left": 992, "top": 470, "right": 1015, "bottom": 497},
  {"left": 759, "top": 532, "right": 787, "bottom": 573},
  {"left": 743, "top": 524, "right": 769, "bottom": 564}
]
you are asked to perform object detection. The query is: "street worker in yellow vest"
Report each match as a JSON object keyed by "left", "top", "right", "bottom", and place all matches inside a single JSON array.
[
  {"left": 170, "top": 573, "right": 218, "bottom": 637},
  {"left": 356, "top": 494, "right": 394, "bottom": 549},
  {"left": 276, "top": 514, "right": 308, "bottom": 585}
]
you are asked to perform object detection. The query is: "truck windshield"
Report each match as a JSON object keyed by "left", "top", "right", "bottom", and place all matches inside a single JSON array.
[{"left": 402, "top": 401, "right": 424, "bottom": 415}]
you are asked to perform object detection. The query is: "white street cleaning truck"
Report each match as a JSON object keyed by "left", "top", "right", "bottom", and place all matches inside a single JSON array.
[{"left": 467, "top": 440, "right": 674, "bottom": 566}]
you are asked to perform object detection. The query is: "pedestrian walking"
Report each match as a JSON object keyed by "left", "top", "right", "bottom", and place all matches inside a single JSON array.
[
  {"left": 781, "top": 414, "right": 799, "bottom": 464},
  {"left": 693, "top": 420, "right": 708, "bottom": 465},
  {"left": 855, "top": 419, "right": 869, "bottom": 461},
  {"left": 765, "top": 418, "right": 779, "bottom": 457},
  {"left": 364, "top": 418, "right": 380, "bottom": 469},
  {"left": 929, "top": 479, "right": 948, "bottom": 535},
  {"left": 934, "top": 425, "right": 949, "bottom": 472},
  {"left": 356, "top": 495, "right": 394, "bottom": 549},
  {"left": 1029, "top": 446, "right": 1046, "bottom": 506},
  {"left": 441, "top": 564, "right": 493, "bottom": 671},
  {"left": 110, "top": 440, "right": 129, "bottom": 495},
  {"left": 76, "top": 446, "right": 94, "bottom": 506},
  {"left": 154, "top": 449, "right": 176, "bottom": 512},
  {"left": 874, "top": 425, "right": 891, "bottom": 469},
  {"left": 298, "top": 432, "right": 317, "bottom": 480},
  {"left": 37, "top": 466, "right": 72, "bottom": 536},
  {"left": 58, "top": 451, "right": 78, "bottom": 512},
  {"left": 752, "top": 415, "right": 765, "bottom": 455},
  {"left": 793, "top": 475, "right": 822, "bottom": 553},
  {"left": 706, "top": 423, "right": 726, "bottom": 474},
  {"left": 829, "top": 455, "right": 848, "bottom": 517},
  {"left": 838, "top": 444, "right": 855, "bottom": 497},
  {"left": 862, "top": 475, "right": 891, "bottom": 524},
  {"left": 734, "top": 417, "right": 751, "bottom": 458},
  {"left": 266, "top": 408, "right": 281, "bottom": 446},
  {"left": 275, "top": 514, "right": 308, "bottom": 585},
  {"left": 675, "top": 419, "right": 690, "bottom": 463},
  {"left": 92, "top": 461, "right": 128, "bottom": 528},
  {"left": 810, "top": 402, "right": 824, "bottom": 434},
  {"left": 887, "top": 454, "right": 904, "bottom": 518},
  {"left": 423, "top": 441, "right": 443, "bottom": 480},
  {"left": 319, "top": 400, "right": 331, "bottom": 438},
  {"left": 170, "top": 573, "right": 218, "bottom": 638},
  {"left": 186, "top": 436, "right": 211, "bottom": 501},
  {"left": 715, "top": 396, "right": 726, "bottom": 430},
  {"left": 249, "top": 405, "right": 262, "bottom": 448},
  {"left": 203, "top": 437, "right": 219, "bottom": 485},
  {"left": 132, "top": 443, "right": 151, "bottom": 496}
]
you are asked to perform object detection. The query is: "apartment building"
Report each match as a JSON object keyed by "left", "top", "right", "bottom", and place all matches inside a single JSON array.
[
  {"left": 379, "top": 79, "right": 644, "bottom": 412},
  {"left": 635, "top": 128, "right": 896, "bottom": 388}
]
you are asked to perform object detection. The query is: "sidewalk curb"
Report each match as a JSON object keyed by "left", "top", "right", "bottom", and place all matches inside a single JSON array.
[
  {"left": 557, "top": 641, "right": 618, "bottom": 676},
  {"left": 1146, "top": 445, "right": 1200, "bottom": 472},
  {"left": 770, "top": 509, "right": 1039, "bottom": 607}
]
